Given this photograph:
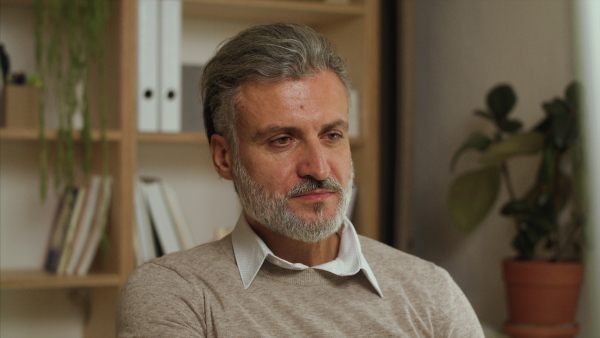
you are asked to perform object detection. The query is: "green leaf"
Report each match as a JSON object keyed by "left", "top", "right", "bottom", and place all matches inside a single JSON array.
[
  {"left": 450, "top": 132, "right": 493, "bottom": 172},
  {"left": 524, "top": 224, "right": 547, "bottom": 244},
  {"left": 533, "top": 115, "right": 552, "bottom": 133},
  {"left": 543, "top": 98, "right": 569, "bottom": 117},
  {"left": 534, "top": 192, "right": 554, "bottom": 209},
  {"left": 530, "top": 212, "right": 556, "bottom": 232},
  {"left": 501, "top": 200, "right": 531, "bottom": 217},
  {"left": 479, "top": 132, "right": 544, "bottom": 166},
  {"left": 448, "top": 167, "right": 501, "bottom": 232},
  {"left": 565, "top": 81, "right": 581, "bottom": 110},
  {"left": 551, "top": 109, "right": 577, "bottom": 150},
  {"left": 554, "top": 172, "right": 572, "bottom": 211},
  {"left": 500, "top": 119, "right": 523, "bottom": 133},
  {"left": 513, "top": 230, "right": 536, "bottom": 260},
  {"left": 487, "top": 84, "right": 516, "bottom": 119},
  {"left": 474, "top": 109, "right": 493, "bottom": 121},
  {"left": 538, "top": 140, "right": 558, "bottom": 182}
]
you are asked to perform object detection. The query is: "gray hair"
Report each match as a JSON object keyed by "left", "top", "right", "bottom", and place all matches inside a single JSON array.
[{"left": 201, "top": 22, "right": 350, "bottom": 146}]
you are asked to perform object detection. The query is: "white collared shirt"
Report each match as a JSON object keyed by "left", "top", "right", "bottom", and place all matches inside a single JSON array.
[{"left": 231, "top": 214, "right": 383, "bottom": 297}]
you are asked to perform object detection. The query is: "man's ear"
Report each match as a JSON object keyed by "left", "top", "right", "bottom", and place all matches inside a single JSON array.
[{"left": 210, "top": 134, "right": 234, "bottom": 180}]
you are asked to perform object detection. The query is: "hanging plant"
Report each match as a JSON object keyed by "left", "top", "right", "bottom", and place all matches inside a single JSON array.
[{"left": 34, "top": 0, "right": 112, "bottom": 200}]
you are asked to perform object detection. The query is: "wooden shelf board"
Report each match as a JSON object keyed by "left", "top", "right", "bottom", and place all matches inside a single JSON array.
[
  {"left": 0, "top": 0, "right": 32, "bottom": 5},
  {"left": 2, "top": 0, "right": 365, "bottom": 20},
  {"left": 137, "top": 132, "right": 363, "bottom": 146},
  {"left": 183, "top": 0, "right": 364, "bottom": 25},
  {"left": 0, "top": 270, "right": 122, "bottom": 290},
  {"left": 137, "top": 132, "right": 209, "bottom": 143},
  {"left": 0, "top": 128, "right": 122, "bottom": 142}
]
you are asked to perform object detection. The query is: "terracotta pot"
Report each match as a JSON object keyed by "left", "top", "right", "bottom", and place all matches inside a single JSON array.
[
  {"left": 503, "top": 323, "right": 580, "bottom": 338},
  {"left": 503, "top": 259, "right": 584, "bottom": 338}
]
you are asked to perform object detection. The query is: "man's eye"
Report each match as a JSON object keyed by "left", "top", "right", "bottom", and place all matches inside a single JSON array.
[
  {"left": 272, "top": 137, "right": 291, "bottom": 145},
  {"left": 326, "top": 133, "right": 342, "bottom": 140}
]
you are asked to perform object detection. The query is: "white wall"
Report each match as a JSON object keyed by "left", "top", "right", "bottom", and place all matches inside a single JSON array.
[{"left": 411, "top": 0, "right": 576, "bottom": 331}]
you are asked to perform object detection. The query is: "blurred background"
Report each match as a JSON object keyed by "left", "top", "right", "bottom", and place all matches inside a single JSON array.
[
  {"left": 1, "top": 0, "right": 598, "bottom": 337},
  {"left": 399, "top": 1, "right": 599, "bottom": 336}
]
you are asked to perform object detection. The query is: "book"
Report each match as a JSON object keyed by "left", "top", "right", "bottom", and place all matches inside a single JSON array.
[
  {"left": 134, "top": 178, "right": 158, "bottom": 264},
  {"left": 43, "top": 187, "right": 68, "bottom": 272},
  {"left": 140, "top": 177, "right": 182, "bottom": 254},
  {"left": 132, "top": 220, "right": 143, "bottom": 266},
  {"left": 55, "top": 185, "right": 87, "bottom": 275},
  {"left": 44, "top": 187, "right": 78, "bottom": 273},
  {"left": 161, "top": 180, "right": 194, "bottom": 250},
  {"left": 75, "top": 176, "right": 113, "bottom": 276},
  {"left": 64, "top": 175, "right": 103, "bottom": 275}
]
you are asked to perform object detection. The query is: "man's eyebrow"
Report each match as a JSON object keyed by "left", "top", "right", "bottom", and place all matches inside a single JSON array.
[
  {"left": 323, "top": 120, "right": 349, "bottom": 132},
  {"left": 251, "top": 126, "right": 300, "bottom": 143},
  {"left": 251, "top": 120, "right": 349, "bottom": 143}
]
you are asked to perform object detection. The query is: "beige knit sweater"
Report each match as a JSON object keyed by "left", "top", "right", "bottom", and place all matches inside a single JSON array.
[{"left": 117, "top": 235, "right": 484, "bottom": 337}]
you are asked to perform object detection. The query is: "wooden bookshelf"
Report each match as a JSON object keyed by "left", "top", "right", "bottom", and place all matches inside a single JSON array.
[
  {"left": 0, "top": 0, "right": 135, "bottom": 336},
  {"left": 0, "top": 0, "right": 413, "bottom": 337}
]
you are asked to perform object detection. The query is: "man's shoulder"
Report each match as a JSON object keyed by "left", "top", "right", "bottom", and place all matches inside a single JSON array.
[
  {"left": 119, "top": 235, "right": 240, "bottom": 308},
  {"left": 118, "top": 237, "right": 236, "bottom": 336},
  {"left": 358, "top": 235, "right": 444, "bottom": 279},
  {"left": 359, "top": 235, "right": 427, "bottom": 262},
  {"left": 133, "top": 235, "right": 236, "bottom": 281},
  {"left": 358, "top": 237, "right": 484, "bottom": 337}
]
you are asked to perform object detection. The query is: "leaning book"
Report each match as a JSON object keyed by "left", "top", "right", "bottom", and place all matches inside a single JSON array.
[
  {"left": 44, "top": 187, "right": 78, "bottom": 273},
  {"left": 64, "top": 175, "right": 103, "bottom": 275},
  {"left": 74, "top": 176, "right": 113, "bottom": 276}
]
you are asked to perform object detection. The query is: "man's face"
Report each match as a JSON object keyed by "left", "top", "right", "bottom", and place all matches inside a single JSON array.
[{"left": 232, "top": 70, "right": 353, "bottom": 242}]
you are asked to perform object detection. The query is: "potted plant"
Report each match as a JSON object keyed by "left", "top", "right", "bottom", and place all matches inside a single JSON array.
[{"left": 448, "top": 82, "right": 584, "bottom": 337}]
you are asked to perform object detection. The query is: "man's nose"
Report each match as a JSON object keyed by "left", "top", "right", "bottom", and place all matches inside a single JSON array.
[{"left": 297, "top": 140, "right": 330, "bottom": 181}]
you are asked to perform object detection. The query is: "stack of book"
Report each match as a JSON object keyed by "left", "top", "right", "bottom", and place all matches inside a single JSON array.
[
  {"left": 44, "top": 175, "right": 113, "bottom": 276},
  {"left": 134, "top": 176, "right": 194, "bottom": 265}
]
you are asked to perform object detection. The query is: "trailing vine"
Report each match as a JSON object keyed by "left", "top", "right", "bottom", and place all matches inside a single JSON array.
[{"left": 34, "top": 0, "right": 112, "bottom": 201}]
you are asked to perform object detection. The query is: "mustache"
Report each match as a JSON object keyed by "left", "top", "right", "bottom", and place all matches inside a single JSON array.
[{"left": 287, "top": 177, "right": 343, "bottom": 197}]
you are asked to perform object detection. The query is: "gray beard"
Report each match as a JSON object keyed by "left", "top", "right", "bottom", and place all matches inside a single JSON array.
[{"left": 232, "top": 158, "right": 354, "bottom": 243}]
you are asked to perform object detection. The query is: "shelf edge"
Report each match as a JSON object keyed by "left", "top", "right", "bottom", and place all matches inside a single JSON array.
[
  {"left": 0, "top": 128, "right": 122, "bottom": 142},
  {"left": 0, "top": 270, "right": 122, "bottom": 290}
]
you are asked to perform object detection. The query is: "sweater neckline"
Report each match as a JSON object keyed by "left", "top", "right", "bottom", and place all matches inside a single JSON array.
[{"left": 257, "top": 260, "right": 353, "bottom": 286}]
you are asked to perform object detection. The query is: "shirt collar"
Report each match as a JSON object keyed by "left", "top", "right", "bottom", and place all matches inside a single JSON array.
[{"left": 231, "top": 214, "right": 383, "bottom": 297}]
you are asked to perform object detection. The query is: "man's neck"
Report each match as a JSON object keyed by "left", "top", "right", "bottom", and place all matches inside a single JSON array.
[{"left": 248, "top": 219, "right": 341, "bottom": 267}]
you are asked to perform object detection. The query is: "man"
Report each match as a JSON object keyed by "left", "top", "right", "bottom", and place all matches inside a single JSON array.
[{"left": 117, "top": 23, "right": 484, "bottom": 337}]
